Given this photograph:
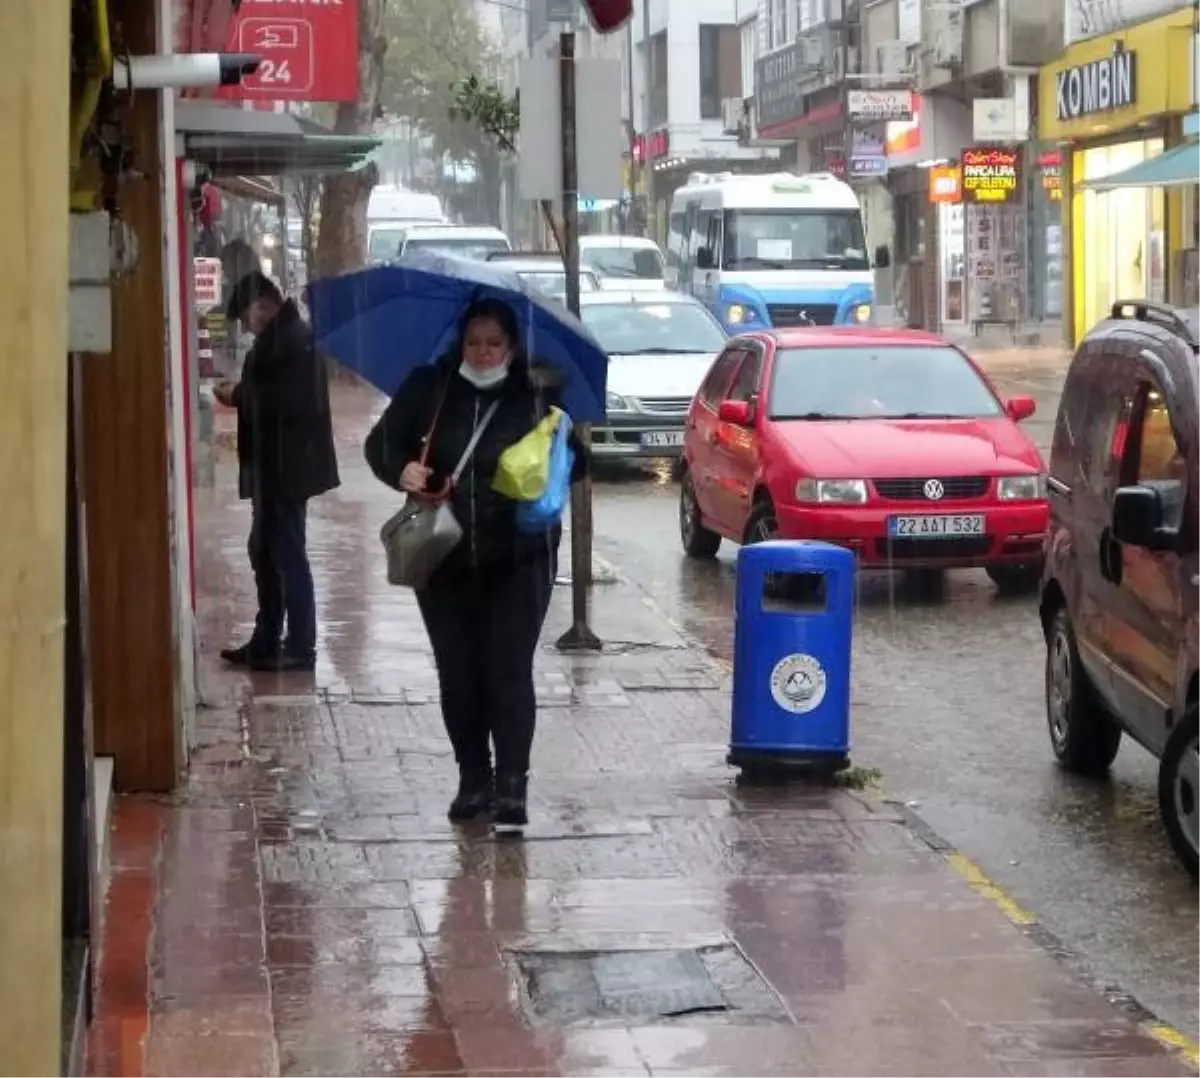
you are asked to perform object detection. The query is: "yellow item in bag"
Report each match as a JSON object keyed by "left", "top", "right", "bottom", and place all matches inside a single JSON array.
[{"left": 493, "top": 407, "right": 564, "bottom": 501}]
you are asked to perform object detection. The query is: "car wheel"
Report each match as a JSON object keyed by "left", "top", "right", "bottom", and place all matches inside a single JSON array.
[
  {"left": 987, "top": 563, "right": 1042, "bottom": 596},
  {"left": 679, "top": 470, "right": 721, "bottom": 559},
  {"left": 1158, "top": 702, "right": 1199, "bottom": 878},
  {"left": 1045, "top": 606, "right": 1122, "bottom": 776},
  {"left": 745, "top": 500, "right": 779, "bottom": 545}
]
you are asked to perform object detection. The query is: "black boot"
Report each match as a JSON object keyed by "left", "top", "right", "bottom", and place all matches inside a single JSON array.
[
  {"left": 448, "top": 767, "right": 494, "bottom": 822},
  {"left": 493, "top": 771, "right": 528, "bottom": 832}
]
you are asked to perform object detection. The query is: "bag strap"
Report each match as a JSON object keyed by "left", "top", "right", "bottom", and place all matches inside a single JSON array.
[
  {"left": 417, "top": 378, "right": 452, "bottom": 467},
  {"left": 449, "top": 399, "right": 502, "bottom": 484}
]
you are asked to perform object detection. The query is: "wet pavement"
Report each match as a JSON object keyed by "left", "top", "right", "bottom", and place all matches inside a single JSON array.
[
  {"left": 87, "top": 376, "right": 1196, "bottom": 1077},
  {"left": 589, "top": 348, "right": 1200, "bottom": 1039}
]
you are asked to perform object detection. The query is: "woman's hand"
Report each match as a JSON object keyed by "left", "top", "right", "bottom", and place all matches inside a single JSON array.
[{"left": 399, "top": 462, "right": 432, "bottom": 494}]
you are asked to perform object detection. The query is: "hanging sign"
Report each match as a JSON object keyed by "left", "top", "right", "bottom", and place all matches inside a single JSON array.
[
  {"left": 928, "top": 165, "right": 962, "bottom": 203},
  {"left": 961, "top": 147, "right": 1020, "bottom": 204}
]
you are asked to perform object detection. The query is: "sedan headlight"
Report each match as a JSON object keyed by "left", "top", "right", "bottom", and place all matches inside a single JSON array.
[
  {"left": 606, "top": 391, "right": 634, "bottom": 413},
  {"left": 851, "top": 303, "right": 872, "bottom": 324},
  {"left": 997, "top": 474, "right": 1047, "bottom": 500},
  {"left": 795, "top": 478, "right": 868, "bottom": 504}
]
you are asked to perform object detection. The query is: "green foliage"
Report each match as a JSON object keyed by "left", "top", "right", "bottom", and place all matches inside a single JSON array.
[{"left": 449, "top": 74, "right": 520, "bottom": 155}]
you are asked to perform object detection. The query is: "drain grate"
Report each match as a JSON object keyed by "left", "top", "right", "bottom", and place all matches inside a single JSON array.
[{"left": 512, "top": 944, "right": 786, "bottom": 1025}]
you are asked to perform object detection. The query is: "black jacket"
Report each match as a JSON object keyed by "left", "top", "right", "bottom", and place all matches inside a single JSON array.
[
  {"left": 234, "top": 300, "right": 340, "bottom": 503},
  {"left": 364, "top": 352, "right": 588, "bottom": 570}
]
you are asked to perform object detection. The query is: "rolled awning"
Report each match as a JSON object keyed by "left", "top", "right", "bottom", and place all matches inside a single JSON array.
[{"left": 1082, "top": 141, "right": 1199, "bottom": 191}]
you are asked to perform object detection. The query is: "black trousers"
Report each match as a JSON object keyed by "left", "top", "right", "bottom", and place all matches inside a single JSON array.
[
  {"left": 417, "top": 553, "right": 556, "bottom": 775},
  {"left": 248, "top": 498, "right": 316, "bottom": 658}
]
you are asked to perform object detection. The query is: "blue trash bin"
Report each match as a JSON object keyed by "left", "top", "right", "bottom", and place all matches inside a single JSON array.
[{"left": 729, "top": 540, "right": 856, "bottom": 774}]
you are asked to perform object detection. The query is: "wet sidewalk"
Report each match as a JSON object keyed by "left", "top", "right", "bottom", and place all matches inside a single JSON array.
[{"left": 88, "top": 384, "right": 1192, "bottom": 1077}]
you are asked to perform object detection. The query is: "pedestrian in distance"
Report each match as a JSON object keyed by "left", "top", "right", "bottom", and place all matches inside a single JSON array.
[
  {"left": 215, "top": 271, "right": 340, "bottom": 673},
  {"left": 364, "top": 297, "right": 588, "bottom": 831}
]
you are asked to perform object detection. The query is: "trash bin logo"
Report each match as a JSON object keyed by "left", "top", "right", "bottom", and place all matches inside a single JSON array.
[{"left": 769, "top": 653, "right": 827, "bottom": 715}]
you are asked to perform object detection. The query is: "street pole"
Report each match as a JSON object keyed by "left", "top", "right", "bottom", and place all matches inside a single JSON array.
[
  {"left": 556, "top": 28, "right": 601, "bottom": 652},
  {"left": 623, "top": 16, "right": 636, "bottom": 236},
  {"left": 641, "top": 0, "right": 655, "bottom": 242}
]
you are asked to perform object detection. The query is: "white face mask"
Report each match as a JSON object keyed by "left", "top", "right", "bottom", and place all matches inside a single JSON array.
[{"left": 459, "top": 359, "right": 510, "bottom": 389}]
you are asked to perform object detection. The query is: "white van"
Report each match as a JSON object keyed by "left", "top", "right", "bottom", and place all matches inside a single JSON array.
[
  {"left": 366, "top": 186, "right": 446, "bottom": 265},
  {"left": 398, "top": 224, "right": 512, "bottom": 262},
  {"left": 579, "top": 234, "right": 665, "bottom": 291},
  {"left": 669, "top": 171, "right": 874, "bottom": 333}
]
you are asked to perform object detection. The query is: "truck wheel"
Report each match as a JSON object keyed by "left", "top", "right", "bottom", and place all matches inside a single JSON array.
[
  {"left": 1045, "top": 606, "right": 1122, "bottom": 776},
  {"left": 679, "top": 471, "right": 720, "bottom": 559},
  {"left": 1158, "top": 702, "right": 1199, "bottom": 878}
]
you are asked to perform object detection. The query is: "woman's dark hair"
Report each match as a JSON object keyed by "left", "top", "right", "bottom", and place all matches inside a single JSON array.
[{"left": 459, "top": 297, "right": 520, "bottom": 348}]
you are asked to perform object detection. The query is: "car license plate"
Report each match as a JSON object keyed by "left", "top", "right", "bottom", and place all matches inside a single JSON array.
[
  {"left": 641, "top": 431, "right": 685, "bottom": 448},
  {"left": 887, "top": 514, "right": 985, "bottom": 538}
]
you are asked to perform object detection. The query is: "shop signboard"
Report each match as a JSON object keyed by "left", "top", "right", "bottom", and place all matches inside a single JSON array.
[
  {"left": 1038, "top": 150, "right": 1063, "bottom": 201},
  {"left": 1066, "top": 0, "right": 1182, "bottom": 46},
  {"left": 847, "top": 89, "right": 914, "bottom": 123},
  {"left": 972, "top": 97, "right": 1027, "bottom": 141},
  {"left": 755, "top": 43, "right": 807, "bottom": 131},
  {"left": 961, "top": 146, "right": 1020, "bottom": 203},
  {"left": 633, "top": 128, "right": 670, "bottom": 163},
  {"left": 218, "top": 0, "right": 360, "bottom": 102},
  {"left": 1054, "top": 44, "right": 1136, "bottom": 121},
  {"left": 928, "top": 165, "right": 962, "bottom": 203},
  {"left": 193, "top": 258, "right": 222, "bottom": 309},
  {"left": 848, "top": 129, "right": 887, "bottom": 178}
]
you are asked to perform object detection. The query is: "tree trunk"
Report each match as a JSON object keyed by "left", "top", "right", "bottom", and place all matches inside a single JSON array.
[{"left": 313, "top": 0, "right": 387, "bottom": 279}]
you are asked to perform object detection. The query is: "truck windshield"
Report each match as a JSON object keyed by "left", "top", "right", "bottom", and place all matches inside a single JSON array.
[{"left": 723, "top": 209, "right": 868, "bottom": 271}]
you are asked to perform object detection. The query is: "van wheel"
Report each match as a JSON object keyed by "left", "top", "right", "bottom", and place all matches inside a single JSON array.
[
  {"left": 679, "top": 471, "right": 721, "bottom": 559},
  {"left": 1159, "top": 702, "right": 1199, "bottom": 878},
  {"left": 1045, "top": 606, "right": 1122, "bottom": 776},
  {"left": 745, "top": 500, "right": 779, "bottom": 545}
]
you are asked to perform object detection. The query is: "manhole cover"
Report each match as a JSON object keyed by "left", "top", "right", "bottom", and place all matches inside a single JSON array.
[{"left": 512, "top": 945, "right": 785, "bottom": 1025}]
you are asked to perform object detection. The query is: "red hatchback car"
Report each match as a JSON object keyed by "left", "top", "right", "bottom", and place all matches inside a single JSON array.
[{"left": 679, "top": 327, "right": 1050, "bottom": 590}]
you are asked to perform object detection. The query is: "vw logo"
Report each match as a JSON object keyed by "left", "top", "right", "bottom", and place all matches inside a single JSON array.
[{"left": 923, "top": 478, "right": 945, "bottom": 501}]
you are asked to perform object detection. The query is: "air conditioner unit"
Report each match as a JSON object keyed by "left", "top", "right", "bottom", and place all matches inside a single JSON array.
[
  {"left": 876, "top": 40, "right": 909, "bottom": 77},
  {"left": 721, "top": 96, "right": 743, "bottom": 134},
  {"left": 931, "top": 3, "right": 964, "bottom": 67},
  {"left": 796, "top": 36, "right": 825, "bottom": 69}
]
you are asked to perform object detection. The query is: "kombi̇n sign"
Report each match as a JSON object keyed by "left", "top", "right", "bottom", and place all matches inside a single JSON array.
[
  {"left": 218, "top": 0, "right": 359, "bottom": 103},
  {"left": 961, "top": 147, "right": 1020, "bottom": 203},
  {"left": 1055, "top": 44, "right": 1136, "bottom": 121}
]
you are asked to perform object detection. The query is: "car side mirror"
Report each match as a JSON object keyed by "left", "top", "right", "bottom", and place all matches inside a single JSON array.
[
  {"left": 696, "top": 246, "right": 715, "bottom": 270},
  {"left": 1005, "top": 395, "right": 1036, "bottom": 422},
  {"left": 1112, "top": 485, "right": 1174, "bottom": 550},
  {"left": 873, "top": 244, "right": 891, "bottom": 269},
  {"left": 718, "top": 399, "right": 753, "bottom": 426}
]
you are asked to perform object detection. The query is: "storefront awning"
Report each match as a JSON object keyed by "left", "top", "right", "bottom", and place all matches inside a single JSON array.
[
  {"left": 1082, "top": 141, "right": 1199, "bottom": 191},
  {"left": 176, "top": 101, "right": 380, "bottom": 179}
]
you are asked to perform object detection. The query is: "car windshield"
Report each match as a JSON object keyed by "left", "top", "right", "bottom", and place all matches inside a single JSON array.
[
  {"left": 580, "top": 245, "right": 664, "bottom": 280},
  {"left": 404, "top": 237, "right": 509, "bottom": 261},
  {"left": 723, "top": 210, "right": 868, "bottom": 270},
  {"left": 518, "top": 270, "right": 599, "bottom": 293},
  {"left": 581, "top": 302, "right": 726, "bottom": 355},
  {"left": 768, "top": 345, "right": 1003, "bottom": 420},
  {"left": 368, "top": 228, "right": 406, "bottom": 260}
]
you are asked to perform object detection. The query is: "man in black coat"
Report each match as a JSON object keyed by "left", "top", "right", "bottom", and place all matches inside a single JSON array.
[{"left": 214, "top": 272, "right": 339, "bottom": 671}]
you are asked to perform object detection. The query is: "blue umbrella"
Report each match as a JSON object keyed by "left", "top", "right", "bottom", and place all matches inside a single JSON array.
[{"left": 305, "top": 250, "right": 609, "bottom": 421}]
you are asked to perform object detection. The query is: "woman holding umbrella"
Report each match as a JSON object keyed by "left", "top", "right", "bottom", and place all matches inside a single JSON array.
[{"left": 364, "top": 298, "right": 588, "bottom": 830}]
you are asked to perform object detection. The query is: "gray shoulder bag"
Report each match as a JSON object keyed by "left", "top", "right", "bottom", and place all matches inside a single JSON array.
[{"left": 380, "top": 390, "right": 501, "bottom": 589}]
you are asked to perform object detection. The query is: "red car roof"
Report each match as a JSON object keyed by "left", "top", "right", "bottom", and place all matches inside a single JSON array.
[{"left": 741, "top": 326, "right": 948, "bottom": 349}]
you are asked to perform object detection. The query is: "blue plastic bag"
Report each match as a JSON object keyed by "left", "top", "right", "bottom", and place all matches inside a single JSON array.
[{"left": 515, "top": 413, "right": 574, "bottom": 534}]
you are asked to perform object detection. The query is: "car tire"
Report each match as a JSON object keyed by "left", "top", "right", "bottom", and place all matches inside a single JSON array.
[
  {"left": 679, "top": 470, "right": 721, "bottom": 559},
  {"left": 1045, "top": 606, "right": 1122, "bottom": 776},
  {"left": 745, "top": 500, "right": 779, "bottom": 545},
  {"left": 1158, "top": 702, "right": 1199, "bottom": 878},
  {"left": 987, "top": 562, "right": 1042, "bottom": 596}
]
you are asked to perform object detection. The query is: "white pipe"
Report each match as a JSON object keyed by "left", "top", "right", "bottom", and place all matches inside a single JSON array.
[{"left": 112, "top": 53, "right": 259, "bottom": 92}]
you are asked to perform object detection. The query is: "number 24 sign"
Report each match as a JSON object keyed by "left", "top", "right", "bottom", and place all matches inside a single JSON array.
[{"left": 239, "top": 19, "right": 314, "bottom": 94}]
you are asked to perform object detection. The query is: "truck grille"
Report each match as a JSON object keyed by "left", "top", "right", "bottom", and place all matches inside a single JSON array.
[
  {"left": 873, "top": 476, "right": 991, "bottom": 500},
  {"left": 766, "top": 303, "right": 838, "bottom": 327},
  {"left": 636, "top": 396, "right": 691, "bottom": 415}
]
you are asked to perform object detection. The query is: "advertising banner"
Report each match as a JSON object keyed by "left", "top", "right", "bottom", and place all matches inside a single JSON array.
[{"left": 961, "top": 147, "right": 1020, "bottom": 204}]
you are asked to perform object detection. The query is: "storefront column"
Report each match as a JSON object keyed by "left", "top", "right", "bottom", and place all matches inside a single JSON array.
[
  {"left": 0, "top": 1, "right": 71, "bottom": 1070},
  {"left": 79, "top": 0, "right": 182, "bottom": 791}
]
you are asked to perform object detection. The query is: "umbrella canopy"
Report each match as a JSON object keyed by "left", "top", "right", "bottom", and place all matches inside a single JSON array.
[
  {"left": 1081, "top": 141, "right": 1199, "bottom": 191},
  {"left": 306, "top": 251, "right": 609, "bottom": 421}
]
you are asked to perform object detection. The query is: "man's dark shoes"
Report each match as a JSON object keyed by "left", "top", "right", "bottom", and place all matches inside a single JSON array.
[
  {"left": 493, "top": 771, "right": 528, "bottom": 832},
  {"left": 220, "top": 642, "right": 278, "bottom": 667},
  {"left": 247, "top": 651, "right": 316, "bottom": 673},
  {"left": 448, "top": 768, "right": 495, "bottom": 822}
]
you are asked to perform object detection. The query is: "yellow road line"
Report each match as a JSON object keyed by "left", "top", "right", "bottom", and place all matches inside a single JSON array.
[
  {"left": 1148, "top": 1023, "right": 1200, "bottom": 1068},
  {"left": 946, "top": 852, "right": 1038, "bottom": 926}
]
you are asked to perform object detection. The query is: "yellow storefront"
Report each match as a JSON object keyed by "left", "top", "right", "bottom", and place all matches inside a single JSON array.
[{"left": 1039, "top": 7, "right": 1199, "bottom": 344}]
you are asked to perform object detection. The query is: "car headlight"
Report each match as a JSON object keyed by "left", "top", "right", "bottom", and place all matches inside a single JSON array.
[
  {"left": 997, "top": 474, "right": 1046, "bottom": 500},
  {"left": 726, "top": 303, "right": 752, "bottom": 325},
  {"left": 795, "top": 478, "right": 868, "bottom": 504},
  {"left": 606, "top": 391, "right": 633, "bottom": 413},
  {"left": 851, "top": 303, "right": 872, "bottom": 324}
]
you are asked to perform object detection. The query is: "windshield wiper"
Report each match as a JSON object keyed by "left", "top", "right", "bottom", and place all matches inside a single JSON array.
[
  {"left": 608, "top": 347, "right": 705, "bottom": 355},
  {"left": 728, "top": 257, "right": 786, "bottom": 270},
  {"left": 885, "top": 412, "right": 965, "bottom": 419},
  {"left": 778, "top": 412, "right": 857, "bottom": 421}
]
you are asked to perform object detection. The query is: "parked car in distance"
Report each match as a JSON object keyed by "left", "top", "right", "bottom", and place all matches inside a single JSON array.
[
  {"left": 578, "top": 290, "right": 727, "bottom": 458},
  {"left": 678, "top": 326, "right": 1048, "bottom": 592},
  {"left": 484, "top": 251, "right": 601, "bottom": 297},
  {"left": 398, "top": 224, "right": 511, "bottom": 261},
  {"left": 1038, "top": 300, "right": 1198, "bottom": 876},
  {"left": 579, "top": 234, "right": 666, "bottom": 291}
]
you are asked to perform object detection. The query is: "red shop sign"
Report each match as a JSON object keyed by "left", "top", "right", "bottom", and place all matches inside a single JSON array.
[
  {"left": 218, "top": 0, "right": 360, "bottom": 104},
  {"left": 634, "top": 128, "right": 670, "bottom": 162}
]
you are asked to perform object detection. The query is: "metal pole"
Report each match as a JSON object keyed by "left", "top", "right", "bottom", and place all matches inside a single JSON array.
[
  {"left": 556, "top": 29, "right": 601, "bottom": 652},
  {"left": 641, "top": 0, "right": 655, "bottom": 242}
]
